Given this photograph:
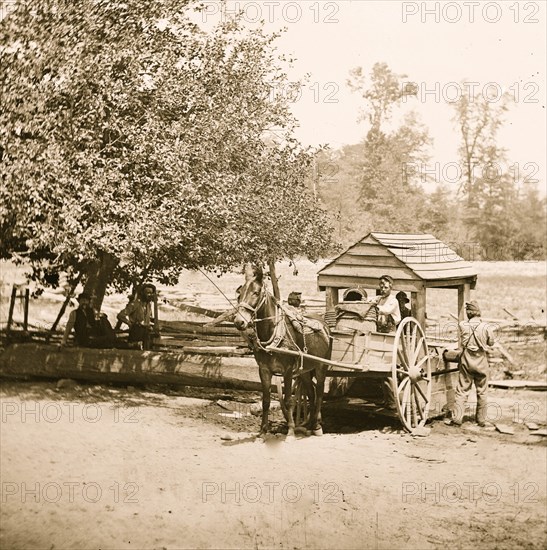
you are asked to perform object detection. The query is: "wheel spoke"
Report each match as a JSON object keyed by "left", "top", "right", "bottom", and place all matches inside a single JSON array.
[
  {"left": 411, "top": 386, "right": 418, "bottom": 428},
  {"left": 404, "top": 383, "right": 411, "bottom": 424},
  {"left": 397, "top": 376, "right": 409, "bottom": 395},
  {"left": 413, "top": 387, "right": 424, "bottom": 420},
  {"left": 397, "top": 348, "right": 409, "bottom": 369},
  {"left": 414, "top": 380, "right": 429, "bottom": 403},
  {"left": 415, "top": 354, "right": 429, "bottom": 370},
  {"left": 400, "top": 336, "right": 410, "bottom": 367},
  {"left": 409, "top": 326, "right": 417, "bottom": 365},
  {"left": 413, "top": 336, "right": 424, "bottom": 364}
]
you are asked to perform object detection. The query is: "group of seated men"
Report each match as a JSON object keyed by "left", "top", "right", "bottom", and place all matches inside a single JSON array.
[{"left": 60, "top": 283, "right": 158, "bottom": 350}]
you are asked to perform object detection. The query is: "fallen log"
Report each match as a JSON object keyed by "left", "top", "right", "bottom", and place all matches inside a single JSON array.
[{"left": 0, "top": 343, "right": 262, "bottom": 391}]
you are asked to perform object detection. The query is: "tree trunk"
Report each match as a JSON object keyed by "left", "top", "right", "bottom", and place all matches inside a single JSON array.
[
  {"left": 268, "top": 258, "right": 280, "bottom": 300},
  {"left": 82, "top": 252, "right": 119, "bottom": 311}
]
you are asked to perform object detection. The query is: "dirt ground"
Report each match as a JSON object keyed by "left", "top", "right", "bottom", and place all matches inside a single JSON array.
[{"left": 0, "top": 380, "right": 546, "bottom": 550}]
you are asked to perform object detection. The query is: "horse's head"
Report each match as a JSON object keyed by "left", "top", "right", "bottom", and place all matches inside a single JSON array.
[{"left": 233, "top": 264, "right": 265, "bottom": 331}]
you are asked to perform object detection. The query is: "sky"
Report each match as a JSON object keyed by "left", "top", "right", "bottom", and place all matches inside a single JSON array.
[
  {"left": 2, "top": 0, "right": 544, "bottom": 195},
  {"left": 200, "top": 0, "right": 546, "bottom": 194}
]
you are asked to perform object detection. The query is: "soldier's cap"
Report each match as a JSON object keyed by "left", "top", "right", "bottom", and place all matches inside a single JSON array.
[
  {"left": 396, "top": 291, "right": 409, "bottom": 303},
  {"left": 78, "top": 292, "right": 91, "bottom": 301},
  {"left": 380, "top": 275, "right": 394, "bottom": 285},
  {"left": 289, "top": 291, "right": 302, "bottom": 297},
  {"left": 465, "top": 301, "right": 481, "bottom": 314}
]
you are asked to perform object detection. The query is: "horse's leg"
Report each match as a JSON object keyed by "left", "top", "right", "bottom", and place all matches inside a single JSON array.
[
  {"left": 259, "top": 364, "right": 272, "bottom": 435},
  {"left": 311, "top": 366, "right": 327, "bottom": 436},
  {"left": 283, "top": 368, "right": 296, "bottom": 438},
  {"left": 300, "top": 368, "right": 316, "bottom": 431}
]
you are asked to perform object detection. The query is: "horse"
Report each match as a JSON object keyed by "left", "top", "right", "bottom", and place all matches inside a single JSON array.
[{"left": 233, "top": 265, "right": 331, "bottom": 437}]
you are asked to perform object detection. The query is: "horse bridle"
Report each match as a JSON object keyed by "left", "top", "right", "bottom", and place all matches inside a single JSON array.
[
  {"left": 236, "top": 286, "right": 267, "bottom": 323},
  {"left": 236, "top": 286, "right": 288, "bottom": 351}
]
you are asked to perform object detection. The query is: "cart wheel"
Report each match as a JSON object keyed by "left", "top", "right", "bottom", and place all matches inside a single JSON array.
[
  {"left": 293, "top": 376, "right": 311, "bottom": 428},
  {"left": 392, "top": 317, "right": 432, "bottom": 432}
]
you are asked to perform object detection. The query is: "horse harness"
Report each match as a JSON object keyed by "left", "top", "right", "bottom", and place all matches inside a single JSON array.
[{"left": 237, "top": 288, "right": 328, "bottom": 377}]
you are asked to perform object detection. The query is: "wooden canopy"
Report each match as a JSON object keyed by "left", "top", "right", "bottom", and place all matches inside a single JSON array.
[{"left": 317, "top": 232, "right": 478, "bottom": 326}]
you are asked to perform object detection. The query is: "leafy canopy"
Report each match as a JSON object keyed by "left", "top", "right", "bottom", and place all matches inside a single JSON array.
[{"left": 0, "top": 0, "right": 335, "bottom": 292}]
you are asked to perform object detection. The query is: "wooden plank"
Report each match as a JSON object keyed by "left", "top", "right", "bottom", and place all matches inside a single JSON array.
[
  {"left": 160, "top": 320, "right": 241, "bottom": 336},
  {"left": 405, "top": 261, "right": 472, "bottom": 270},
  {"left": 177, "top": 346, "right": 251, "bottom": 356},
  {"left": 489, "top": 380, "right": 547, "bottom": 390},
  {"left": 159, "top": 337, "right": 246, "bottom": 347},
  {"left": 341, "top": 243, "right": 393, "bottom": 257},
  {"left": 318, "top": 275, "right": 425, "bottom": 293},
  {"left": 336, "top": 256, "right": 404, "bottom": 268},
  {"left": 422, "top": 277, "right": 477, "bottom": 289},
  {"left": 318, "top": 265, "right": 418, "bottom": 280},
  {"left": 372, "top": 232, "right": 436, "bottom": 241},
  {"left": 415, "top": 268, "right": 477, "bottom": 280},
  {"left": 365, "top": 335, "right": 396, "bottom": 353}
]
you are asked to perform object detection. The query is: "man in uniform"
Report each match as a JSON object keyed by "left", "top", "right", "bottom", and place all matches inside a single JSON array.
[{"left": 448, "top": 300, "right": 495, "bottom": 427}]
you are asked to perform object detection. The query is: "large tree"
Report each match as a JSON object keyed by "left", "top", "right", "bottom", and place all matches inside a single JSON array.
[
  {"left": 342, "top": 63, "right": 431, "bottom": 233},
  {"left": 451, "top": 88, "right": 546, "bottom": 259},
  {"left": 0, "top": 0, "right": 334, "bottom": 307}
]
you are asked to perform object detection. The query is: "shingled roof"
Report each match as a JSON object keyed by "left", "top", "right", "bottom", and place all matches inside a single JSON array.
[{"left": 317, "top": 232, "right": 477, "bottom": 293}]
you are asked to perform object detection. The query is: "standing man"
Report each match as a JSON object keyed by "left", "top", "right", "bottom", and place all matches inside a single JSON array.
[
  {"left": 117, "top": 283, "right": 158, "bottom": 350},
  {"left": 373, "top": 275, "right": 401, "bottom": 333},
  {"left": 448, "top": 301, "right": 495, "bottom": 427}
]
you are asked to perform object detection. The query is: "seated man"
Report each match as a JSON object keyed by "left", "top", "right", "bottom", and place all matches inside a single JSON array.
[
  {"left": 396, "top": 291, "right": 412, "bottom": 321},
  {"left": 285, "top": 290, "right": 305, "bottom": 325},
  {"left": 283, "top": 291, "right": 327, "bottom": 338},
  {"left": 372, "top": 275, "right": 401, "bottom": 333},
  {"left": 117, "top": 283, "right": 158, "bottom": 350},
  {"left": 287, "top": 291, "right": 302, "bottom": 308},
  {"left": 60, "top": 292, "right": 118, "bottom": 349}
]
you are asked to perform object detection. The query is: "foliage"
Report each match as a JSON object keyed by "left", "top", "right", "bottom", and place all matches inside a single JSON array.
[
  {"left": 317, "top": 62, "right": 435, "bottom": 244},
  {"left": 0, "top": 0, "right": 335, "bottom": 302},
  {"left": 452, "top": 90, "right": 545, "bottom": 260}
]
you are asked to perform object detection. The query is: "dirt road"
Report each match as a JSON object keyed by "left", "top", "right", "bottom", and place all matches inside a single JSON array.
[{"left": 1, "top": 382, "right": 546, "bottom": 549}]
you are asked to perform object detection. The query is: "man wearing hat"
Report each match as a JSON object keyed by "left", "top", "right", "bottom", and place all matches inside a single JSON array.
[
  {"left": 60, "top": 292, "right": 117, "bottom": 349},
  {"left": 396, "top": 291, "right": 412, "bottom": 320},
  {"left": 60, "top": 292, "right": 96, "bottom": 347},
  {"left": 449, "top": 300, "right": 495, "bottom": 427},
  {"left": 287, "top": 291, "right": 302, "bottom": 308}
]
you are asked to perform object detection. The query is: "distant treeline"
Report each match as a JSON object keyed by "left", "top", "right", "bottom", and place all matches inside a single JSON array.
[{"left": 314, "top": 63, "right": 546, "bottom": 261}]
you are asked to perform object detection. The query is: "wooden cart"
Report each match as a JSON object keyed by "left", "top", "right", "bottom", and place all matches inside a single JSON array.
[
  {"left": 273, "top": 232, "right": 477, "bottom": 432},
  {"left": 268, "top": 316, "right": 434, "bottom": 432}
]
